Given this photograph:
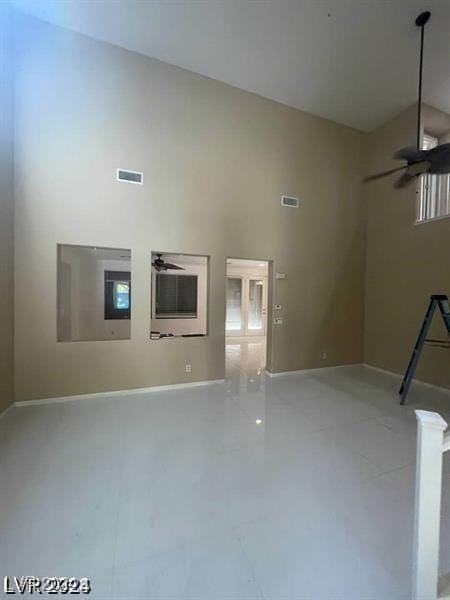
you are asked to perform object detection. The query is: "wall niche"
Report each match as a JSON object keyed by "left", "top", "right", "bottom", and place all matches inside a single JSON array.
[{"left": 57, "top": 244, "right": 131, "bottom": 342}]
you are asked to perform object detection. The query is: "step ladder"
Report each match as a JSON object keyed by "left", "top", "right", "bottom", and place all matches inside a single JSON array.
[{"left": 399, "top": 295, "right": 450, "bottom": 405}]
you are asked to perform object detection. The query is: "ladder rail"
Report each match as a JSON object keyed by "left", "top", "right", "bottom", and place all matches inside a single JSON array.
[
  {"left": 438, "top": 297, "right": 450, "bottom": 333},
  {"left": 399, "top": 297, "right": 438, "bottom": 405},
  {"left": 399, "top": 295, "right": 450, "bottom": 405}
]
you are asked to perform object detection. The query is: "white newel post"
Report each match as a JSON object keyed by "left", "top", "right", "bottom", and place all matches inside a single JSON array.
[{"left": 414, "top": 410, "right": 448, "bottom": 600}]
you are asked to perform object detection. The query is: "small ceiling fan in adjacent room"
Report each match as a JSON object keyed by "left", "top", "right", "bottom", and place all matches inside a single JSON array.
[
  {"left": 364, "top": 11, "right": 450, "bottom": 188},
  {"left": 152, "top": 253, "right": 185, "bottom": 272}
]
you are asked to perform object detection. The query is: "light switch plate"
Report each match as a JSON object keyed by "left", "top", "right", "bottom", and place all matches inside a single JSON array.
[{"left": 275, "top": 273, "right": 286, "bottom": 280}]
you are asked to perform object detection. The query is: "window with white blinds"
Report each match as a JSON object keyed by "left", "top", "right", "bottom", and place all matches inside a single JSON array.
[
  {"left": 417, "top": 134, "right": 450, "bottom": 222},
  {"left": 155, "top": 274, "right": 198, "bottom": 318}
]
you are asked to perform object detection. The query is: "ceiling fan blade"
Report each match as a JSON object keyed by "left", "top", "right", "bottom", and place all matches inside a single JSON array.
[
  {"left": 394, "top": 147, "right": 425, "bottom": 162},
  {"left": 427, "top": 143, "right": 450, "bottom": 174},
  {"left": 363, "top": 166, "right": 407, "bottom": 183},
  {"left": 394, "top": 172, "right": 416, "bottom": 188},
  {"left": 407, "top": 160, "right": 431, "bottom": 176},
  {"left": 164, "top": 263, "right": 185, "bottom": 270}
]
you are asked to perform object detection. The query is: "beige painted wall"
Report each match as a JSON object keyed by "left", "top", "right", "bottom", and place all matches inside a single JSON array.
[
  {"left": 0, "top": 5, "right": 14, "bottom": 412},
  {"left": 364, "top": 104, "right": 450, "bottom": 389},
  {"left": 14, "top": 16, "right": 366, "bottom": 402}
]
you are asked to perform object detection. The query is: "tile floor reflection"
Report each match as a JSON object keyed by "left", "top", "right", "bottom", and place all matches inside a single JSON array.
[{"left": 225, "top": 335, "right": 266, "bottom": 378}]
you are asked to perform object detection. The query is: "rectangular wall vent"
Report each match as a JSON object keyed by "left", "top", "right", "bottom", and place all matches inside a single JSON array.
[
  {"left": 281, "top": 195, "right": 299, "bottom": 208},
  {"left": 117, "top": 169, "right": 143, "bottom": 185}
]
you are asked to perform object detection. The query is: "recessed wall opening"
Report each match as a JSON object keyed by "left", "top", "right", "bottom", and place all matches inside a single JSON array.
[
  {"left": 57, "top": 244, "right": 131, "bottom": 342},
  {"left": 417, "top": 132, "right": 450, "bottom": 223},
  {"left": 225, "top": 258, "right": 269, "bottom": 377},
  {"left": 150, "top": 252, "right": 208, "bottom": 339}
]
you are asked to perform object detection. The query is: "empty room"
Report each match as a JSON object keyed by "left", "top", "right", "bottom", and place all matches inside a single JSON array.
[{"left": 1, "top": 1, "right": 450, "bottom": 598}]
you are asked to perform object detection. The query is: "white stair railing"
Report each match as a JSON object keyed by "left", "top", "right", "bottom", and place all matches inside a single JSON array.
[{"left": 414, "top": 410, "right": 450, "bottom": 600}]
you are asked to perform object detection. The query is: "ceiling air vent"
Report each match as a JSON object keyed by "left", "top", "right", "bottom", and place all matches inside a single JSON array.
[
  {"left": 117, "top": 169, "right": 143, "bottom": 185},
  {"left": 281, "top": 195, "right": 299, "bottom": 208}
]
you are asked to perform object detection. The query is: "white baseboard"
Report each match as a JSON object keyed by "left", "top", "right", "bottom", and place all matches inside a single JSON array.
[
  {"left": 362, "top": 363, "right": 450, "bottom": 396},
  {"left": 14, "top": 378, "right": 226, "bottom": 408},
  {"left": 265, "top": 363, "right": 362, "bottom": 378},
  {"left": 12, "top": 363, "right": 450, "bottom": 409},
  {"left": 0, "top": 403, "right": 14, "bottom": 419},
  {"left": 362, "top": 364, "right": 404, "bottom": 380}
]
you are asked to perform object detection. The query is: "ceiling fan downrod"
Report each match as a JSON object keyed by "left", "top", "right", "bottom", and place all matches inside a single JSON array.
[{"left": 415, "top": 11, "right": 431, "bottom": 150}]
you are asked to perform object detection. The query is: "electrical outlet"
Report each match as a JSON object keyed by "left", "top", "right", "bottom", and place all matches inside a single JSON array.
[
  {"left": 322, "top": 352, "right": 328, "bottom": 360},
  {"left": 185, "top": 364, "right": 192, "bottom": 373}
]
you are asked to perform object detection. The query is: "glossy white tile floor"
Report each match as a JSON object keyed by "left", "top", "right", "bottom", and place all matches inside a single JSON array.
[{"left": 2, "top": 366, "right": 450, "bottom": 599}]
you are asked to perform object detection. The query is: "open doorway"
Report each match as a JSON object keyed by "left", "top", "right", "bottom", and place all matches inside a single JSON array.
[{"left": 225, "top": 258, "right": 269, "bottom": 377}]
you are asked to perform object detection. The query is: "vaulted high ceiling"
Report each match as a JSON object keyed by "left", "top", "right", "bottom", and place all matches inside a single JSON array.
[{"left": 12, "top": 0, "right": 450, "bottom": 131}]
